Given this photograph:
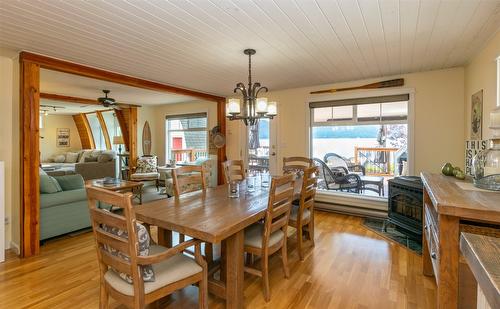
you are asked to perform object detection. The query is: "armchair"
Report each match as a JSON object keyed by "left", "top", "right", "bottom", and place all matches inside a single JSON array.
[
  {"left": 130, "top": 155, "right": 160, "bottom": 190},
  {"left": 323, "top": 153, "right": 366, "bottom": 175},
  {"left": 313, "top": 158, "right": 361, "bottom": 193}
]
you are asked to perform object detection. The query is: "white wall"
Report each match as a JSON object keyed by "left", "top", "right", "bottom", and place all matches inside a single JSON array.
[
  {"left": 0, "top": 50, "right": 20, "bottom": 252},
  {"left": 465, "top": 31, "right": 500, "bottom": 140},
  {"left": 40, "top": 114, "right": 82, "bottom": 161},
  {"left": 226, "top": 67, "right": 466, "bottom": 175}
]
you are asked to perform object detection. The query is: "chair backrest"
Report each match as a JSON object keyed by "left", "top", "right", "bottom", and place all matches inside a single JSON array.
[
  {"left": 222, "top": 160, "right": 245, "bottom": 184},
  {"left": 313, "top": 158, "right": 336, "bottom": 189},
  {"left": 262, "top": 174, "right": 295, "bottom": 248},
  {"left": 282, "top": 156, "right": 313, "bottom": 174},
  {"left": 172, "top": 165, "right": 206, "bottom": 197},
  {"left": 299, "top": 166, "right": 318, "bottom": 217},
  {"left": 86, "top": 186, "right": 146, "bottom": 301},
  {"left": 136, "top": 155, "right": 158, "bottom": 173},
  {"left": 323, "top": 153, "right": 349, "bottom": 171}
]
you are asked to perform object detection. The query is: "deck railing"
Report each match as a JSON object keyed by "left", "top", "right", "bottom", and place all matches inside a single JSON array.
[
  {"left": 171, "top": 149, "right": 207, "bottom": 162},
  {"left": 354, "top": 146, "right": 399, "bottom": 176}
]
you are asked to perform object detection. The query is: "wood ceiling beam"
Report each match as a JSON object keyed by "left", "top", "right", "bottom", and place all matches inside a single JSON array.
[
  {"left": 40, "top": 92, "right": 142, "bottom": 108},
  {"left": 21, "top": 52, "right": 225, "bottom": 102}
]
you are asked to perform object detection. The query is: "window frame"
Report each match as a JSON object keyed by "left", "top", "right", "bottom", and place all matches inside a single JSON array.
[
  {"left": 305, "top": 88, "right": 415, "bottom": 210},
  {"left": 165, "top": 112, "right": 209, "bottom": 162}
]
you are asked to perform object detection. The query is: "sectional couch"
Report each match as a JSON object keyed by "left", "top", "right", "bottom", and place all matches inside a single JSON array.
[{"left": 42, "top": 149, "right": 117, "bottom": 180}]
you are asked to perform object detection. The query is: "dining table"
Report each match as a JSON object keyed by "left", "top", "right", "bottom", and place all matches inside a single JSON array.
[{"left": 134, "top": 178, "right": 302, "bottom": 309}]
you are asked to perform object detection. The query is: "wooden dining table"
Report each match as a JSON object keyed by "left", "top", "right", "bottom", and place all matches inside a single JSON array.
[{"left": 134, "top": 179, "right": 302, "bottom": 309}]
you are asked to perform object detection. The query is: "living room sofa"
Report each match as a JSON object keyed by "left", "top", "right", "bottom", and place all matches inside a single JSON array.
[
  {"left": 39, "top": 172, "right": 90, "bottom": 240},
  {"left": 42, "top": 149, "right": 117, "bottom": 180}
]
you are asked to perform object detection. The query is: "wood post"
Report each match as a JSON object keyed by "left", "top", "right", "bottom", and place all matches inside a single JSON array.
[
  {"left": 20, "top": 60, "right": 40, "bottom": 257},
  {"left": 217, "top": 99, "right": 227, "bottom": 185},
  {"left": 128, "top": 107, "right": 138, "bottom": 172}
]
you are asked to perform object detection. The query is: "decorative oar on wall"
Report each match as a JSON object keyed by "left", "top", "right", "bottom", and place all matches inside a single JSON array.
[{"left": 310, "top": 78, "right": 404, "bottom": 94}]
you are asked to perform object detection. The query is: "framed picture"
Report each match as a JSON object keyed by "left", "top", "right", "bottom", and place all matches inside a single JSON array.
[
  {"left": 471, "top": 90, "right": 483, "bottom": 140},
  {"left": 56, "top": 128, "right": 70, "bottom": 147}
]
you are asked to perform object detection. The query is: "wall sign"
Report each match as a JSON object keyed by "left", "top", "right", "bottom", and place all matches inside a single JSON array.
[
  {"left": 465, "top": 140, "right": 487, "bottom": 176},
  {"left": 56, "top": 128, "right": 70, "bottom": 147}
]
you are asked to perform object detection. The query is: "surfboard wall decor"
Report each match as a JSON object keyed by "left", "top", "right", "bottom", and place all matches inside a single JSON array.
[{"left": 142, "top": 121, "right": 152, "bottom": 156}]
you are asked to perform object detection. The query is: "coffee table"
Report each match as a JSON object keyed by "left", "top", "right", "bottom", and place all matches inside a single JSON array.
[
  {"left": 87, "top": 178, "right": 144, "bottom": 204},
  {"left": 360, "top": 176, "right": 385, "bottom": 196}
]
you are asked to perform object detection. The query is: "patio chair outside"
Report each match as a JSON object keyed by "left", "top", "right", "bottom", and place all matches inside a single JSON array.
[{"left": 313, "top": 158, "right": 361, "bottom": 193}]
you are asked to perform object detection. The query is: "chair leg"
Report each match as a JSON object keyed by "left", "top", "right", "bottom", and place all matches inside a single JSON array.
[
  {"left": 261, "top": 255, "right": 270, "bottom": 302},
  {"left": 297, "top": 225, "right": 304, "bottom": 261},
  {"left": 198, "top": 270, "right": 208, "bottom": 309},
  {"left": 281, "top": 240, "right": 290, "bottom": 278},
  {"left": 156, "top": 179, "right": 159, "bottom": 192},
  {"left": 309, "top": 216, "right": 315, "bottom": 247},
  {"left": 179, "top": 233, "right": 185, "bottom": 244},
  {"left": 99, "top": 284, "right": 108, "bottom": 309}
]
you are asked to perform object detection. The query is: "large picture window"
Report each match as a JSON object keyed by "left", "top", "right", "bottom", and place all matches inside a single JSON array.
[
  {"left": 84, "top": 111, "right": 122, "bottom": 151},
  {"left": 310, "top": 94, "right": 410, "bottom": 198},
  {"left": 165, "top": 113, "right": 208, "bottom": 163}
]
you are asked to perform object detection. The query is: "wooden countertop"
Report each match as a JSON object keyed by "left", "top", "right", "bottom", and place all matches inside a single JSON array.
[
  {"left": 460, "top": 233, "right": 500, "bottom": 309},
  {"left": 421, "top": 172, "right": 500, "bottom": 222}
]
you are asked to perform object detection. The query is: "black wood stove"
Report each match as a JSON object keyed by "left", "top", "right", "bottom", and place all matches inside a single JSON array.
[{"left": 387, "top": 176, "right": 424, "bottom": 240}]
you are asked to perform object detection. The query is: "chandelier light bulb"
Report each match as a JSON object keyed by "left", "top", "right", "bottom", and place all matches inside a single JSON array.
[
  {"left": 227, "top": 98, "right": 241, "bottom": 115},
  {"left": 256, "top": 97, "right": 268, "bottom": 113},
  {"left": 267, "top": 101, "right": 277, "bottom": 116}
]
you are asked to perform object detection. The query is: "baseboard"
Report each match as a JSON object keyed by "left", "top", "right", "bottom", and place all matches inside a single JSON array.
[{"left": 9, "top": 241, "right": 20, "bottom": 255}]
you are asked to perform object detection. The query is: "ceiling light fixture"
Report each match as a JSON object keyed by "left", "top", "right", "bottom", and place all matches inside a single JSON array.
[{"left": 226, "top": 49, "right": 277, "bottom": 126}]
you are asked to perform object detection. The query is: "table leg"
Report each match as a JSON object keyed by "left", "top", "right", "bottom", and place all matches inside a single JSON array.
[
  {"left": 225, "top": 230, "right": 244, "bottom": 309},
  {"left": 157, "top": 227, "right": 173, "bottom": 248}
]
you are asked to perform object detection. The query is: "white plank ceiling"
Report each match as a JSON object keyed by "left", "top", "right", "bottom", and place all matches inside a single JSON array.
[{"left": 1, "top": 0, "right": 499, "bottom": 96}]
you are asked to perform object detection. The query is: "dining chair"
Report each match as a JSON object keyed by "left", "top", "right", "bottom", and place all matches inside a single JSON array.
[
  {"left": 282, "top": 156, "right": 314, "bottom": 174},
  {"left": 288, "top": 166, "right": 318, "bottom": 261},
  {"left": 244, "top": 174, "right": 295, "bottom": 301},
  {"left": 86, "top": 185, "right": 208, "bottom": 309},
  {"left": 171, "top": 165, "right": 213, "bottom": 262},
  {"left": 222, "top": 159, "right": 245, "bottom": 184}
]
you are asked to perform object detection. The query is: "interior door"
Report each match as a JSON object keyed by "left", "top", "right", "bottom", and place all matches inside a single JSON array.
[{"left": 243, "top": 117, "right": 278, "bottom": 175}]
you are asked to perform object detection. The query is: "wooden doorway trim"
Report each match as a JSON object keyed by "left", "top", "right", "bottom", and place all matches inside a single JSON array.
[{"left": 20, "top": 52, "right": 226, "bottom": 257}]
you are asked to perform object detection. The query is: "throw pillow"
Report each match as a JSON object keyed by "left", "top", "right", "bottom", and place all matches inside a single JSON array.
[
  {"left": 97, "top": 151, "right": 115, "bottom": 163},
  {"left": 53, "top": 154, "right": 66, "bottom": 163},
  {"left": 40, "top": 175, "right": 63, "bottom": 194},
  {"left": 84, "top": 156, "right": 98, "bottom": 162},
  {"left": 90, "top": 150, "right": 103, "bottom": 160},
  {"left": 136, "top": 156, "right": 157, "bottom": 173},
  {"left": 78, "top": 150, "right": 93, "bottom": 163},
  {"left": 54, "top": 174, "right": 84, "bottom": 191},
  {"left": 65, "top": 152, "right": 79, "bottom": 163},
  {"left": 101, "top": 220, "right": 155, "bottom": 283}
]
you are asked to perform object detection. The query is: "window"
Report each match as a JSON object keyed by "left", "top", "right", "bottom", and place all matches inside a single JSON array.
[
  {"left": 86, "top": 113, "right": 107, "bottom": 150},
  {"left": 101, "top": 111, "right": 122, "bottom": 152},
  {"left": 165, "top": 113, "right": 208, "bottom": 163},
  {"left": 310, "top": 94, "right": 410, "bottom": 198}
]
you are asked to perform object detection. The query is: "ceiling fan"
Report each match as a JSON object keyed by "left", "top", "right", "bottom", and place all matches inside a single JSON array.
[{"left": 97, "top": 90, "right": 120, "bottom": 109}]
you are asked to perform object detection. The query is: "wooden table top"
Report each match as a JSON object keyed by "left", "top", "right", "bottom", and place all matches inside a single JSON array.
[
  {"left": 421, "top": 172, "right": 500, "bottom": 222},
  {"left": 460, "top": 233, "right": 500, "bottom": 309},
  {"left": 135, "top": 184, "right": 270, "bottom": 243},
  {"left": 135, "top": 179, "right": 302, "bottom": 243},
  {"left": 87, "top": 178, "right": 143, "bottom": 191}
]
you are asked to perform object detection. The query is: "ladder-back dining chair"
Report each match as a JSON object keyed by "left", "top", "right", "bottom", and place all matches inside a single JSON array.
[
  {"left": 171, "top": 165, "right": 212, "bottom": 262},
  {"left": 243, "top": 174, "right": 295, "bottom": 301},
  {"left": 282, "top": 156, "right": 314, "bottom": 175},
  {"left": 222, "top": 159, "right": 246, "bottom": 184},
  {"left": 288, "top": 166, "right": 317, "bottom": 260},
  {"left": 86, "top": 185, "right": 207, "bottom": 309}
]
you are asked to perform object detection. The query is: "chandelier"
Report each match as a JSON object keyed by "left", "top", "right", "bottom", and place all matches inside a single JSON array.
[{"left": 226, "top": 49, "right": 277, "bottom": 126}]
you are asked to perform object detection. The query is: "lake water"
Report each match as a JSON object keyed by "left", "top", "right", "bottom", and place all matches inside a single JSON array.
[{"left": 312, "top": 138, "right": 379, "bottom": 161}]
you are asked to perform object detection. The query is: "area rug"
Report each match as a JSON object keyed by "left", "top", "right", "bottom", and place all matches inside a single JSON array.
[{"left": 363, "top": 218, "right": 422, "bottom": 255}]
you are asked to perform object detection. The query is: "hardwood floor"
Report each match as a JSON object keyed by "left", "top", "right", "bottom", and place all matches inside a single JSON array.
[{"left": 0, "top": 211, "right": 436, "bottom": 308}]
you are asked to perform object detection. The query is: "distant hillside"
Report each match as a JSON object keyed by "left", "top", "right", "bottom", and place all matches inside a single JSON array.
[{"left": 313, "top": 125, "right": 379, "bottom": 138}]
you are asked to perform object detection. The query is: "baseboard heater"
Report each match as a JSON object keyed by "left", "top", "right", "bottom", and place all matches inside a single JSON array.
[{"left": 315, "top": 201, "right": 387, "bottom": 219}]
